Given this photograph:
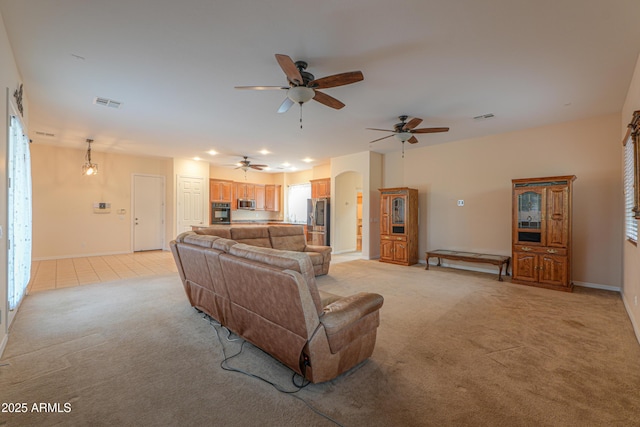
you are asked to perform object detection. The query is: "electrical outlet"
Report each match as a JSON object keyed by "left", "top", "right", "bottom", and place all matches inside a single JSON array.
[{"left": 457, "top": 200, "right": 464, "bottom": 207}]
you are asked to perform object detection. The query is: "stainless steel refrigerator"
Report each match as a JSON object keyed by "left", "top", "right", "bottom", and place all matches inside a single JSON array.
[{"left": 307, "top": 198, "right": 330, "bottom": 246}]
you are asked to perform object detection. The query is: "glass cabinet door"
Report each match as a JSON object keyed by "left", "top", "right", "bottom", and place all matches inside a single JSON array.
[
  {"left": 391, "top": 197, "right": 405, "bottom": 224},
  {"left": 390, "top": 196, "right": 406, "bottom": 234},
  {"left": 515, "top": 189, "right": 543, "bottom": 243}
]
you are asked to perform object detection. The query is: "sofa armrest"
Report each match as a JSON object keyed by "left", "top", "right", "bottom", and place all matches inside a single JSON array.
[
  {"left": 304, "top": 245, "right": 332, "bottom": 256},
  {"left": 320, "top": 292, "right": 384, "bottom": 335}
]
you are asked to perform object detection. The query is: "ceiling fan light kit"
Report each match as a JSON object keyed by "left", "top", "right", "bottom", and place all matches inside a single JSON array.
[{"left": 235, "top": 53, "right": 364, "bottom": 128}]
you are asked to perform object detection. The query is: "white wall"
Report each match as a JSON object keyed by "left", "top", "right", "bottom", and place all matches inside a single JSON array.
[
  {"left": 334, "top": 171, "right": 362, "bottom": 253},
  {"left": 331, "top": 151, "right": 383, "bottom": 259}
]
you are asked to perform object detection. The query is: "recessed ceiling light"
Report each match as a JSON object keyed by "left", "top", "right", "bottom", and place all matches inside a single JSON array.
[
  {"left": 290, "top": 167, "right": 298, "bottom": 171},
  {"left": 302, "top": 157, "right": 313, "bottom": 163},
  {"left": 282, "top": 162, "right": 291, "bottom": 167},
  {"left": 263, "top": 167, "right": 271, "bottom": 171},
  {"left": 193, "top": 157, "right": 202, "bottom": 161},
  {"left": 208, "top": 150, "right": 218, "bottom": 155},
  {"left": 259, "top": 149, "right": 270, "bottom": 155}
]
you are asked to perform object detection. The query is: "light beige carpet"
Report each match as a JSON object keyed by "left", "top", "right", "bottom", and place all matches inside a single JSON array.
[{"left": 1, "top": 260, "right": 639, "bottom": 426}]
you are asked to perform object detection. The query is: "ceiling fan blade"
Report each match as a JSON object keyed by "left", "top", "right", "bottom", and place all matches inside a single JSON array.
[
  {"left": 250, "top": 166, "right": 264, "bottom": 170},
  {"left": 312, "top": 90, "right": 345, "bottom": 109},
  {"left": 408, "top": 136, "right": 419, "bottom": 144},
  {"left": 366, "top": 128, "right": 396, "bottom": 132},
  {"left": 277, "top": 97, "right": 295, "bottom": 113},
  {"left": 411, "top": 127, "right": 450, "bottom": 134},
  {"left": 275, "top": 54, "right": 303, "bottom": 85},
  {"left": 310, "top": 71, "right": 364, "bottom": 89},
  {"left": 369, "top": 134, "right": 395, "bottom": 144},
  {"left": 403, "top": 117, "right": 423, "bottom": 130},
  {"left": 234, "top": 86, "right": 288, "bottom": 90}
]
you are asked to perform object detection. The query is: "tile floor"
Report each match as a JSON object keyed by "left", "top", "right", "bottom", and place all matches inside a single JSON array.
[
  {"left": 28, "top": 250, "right": 178, "bottom": 293},
  {"left": 27, "top": 250, "right": 363, "bottom": 293}
]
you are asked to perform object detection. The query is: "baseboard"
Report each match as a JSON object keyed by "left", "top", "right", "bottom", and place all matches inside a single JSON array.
[
  {"left": 422, "top": 259, "right": 504, "bottom": 276},
  {"left": 573, "top": 280, "right": 621, "bottom": 292},
  {"left": 333, "top": 248, "right": 358, "bottom": 255},
  {"left": 423, "top": 260, "right": 619, "bottom": 292},
  {"left": 622, "top": 293, "right": 640, "bottom": 345},
  {"left": 33, "top": 250, "right": 132, "bottom": 261}
]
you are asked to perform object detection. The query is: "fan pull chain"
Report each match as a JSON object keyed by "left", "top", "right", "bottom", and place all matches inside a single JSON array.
[
  {"left": 402, "top": 141, "right": 405, "bottom": 158},
  {"left": 299, "top": 103, "right": 303, "bottom": 129}
]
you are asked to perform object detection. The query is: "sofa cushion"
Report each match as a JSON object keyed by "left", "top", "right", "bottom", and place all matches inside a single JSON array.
[
  {"left": 194, "top": 227, "right": 232, "bottom": 239},
  {"left": 228, "top": 243, "right": 323, "bottom": 313},
  {"left": 230, "top": 227, "right": 272, "bottom": 248},
  {"left": 268, "top": 225, "right": 306, "bottom": 252},
  {"left": 183, "top": 233, "right": 219, "bottom": 248},
  {"left": 211, "top": 238, "right": 238, "bottom": 252}
]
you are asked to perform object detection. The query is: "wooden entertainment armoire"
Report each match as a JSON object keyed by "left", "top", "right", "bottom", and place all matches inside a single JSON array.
[
  {"left": 379, "top": 187, "right": 419, "bottom": 266},
  {"left": 511, "top": 175, "right": 576, "bottom": 292}
]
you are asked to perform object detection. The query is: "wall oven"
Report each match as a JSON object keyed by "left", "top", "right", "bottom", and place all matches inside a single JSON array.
[{"left": 211, "top": 202, "right": 231, "bottom": 224}]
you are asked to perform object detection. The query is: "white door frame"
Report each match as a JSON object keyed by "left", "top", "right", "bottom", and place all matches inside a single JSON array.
[{"left": 131, "top": 174, "right": 166, "bottom": 252}]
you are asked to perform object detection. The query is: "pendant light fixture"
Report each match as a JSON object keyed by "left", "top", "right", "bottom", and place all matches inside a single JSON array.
[{"left": 82, "top": 138, "right": 98, "bottom": 176}]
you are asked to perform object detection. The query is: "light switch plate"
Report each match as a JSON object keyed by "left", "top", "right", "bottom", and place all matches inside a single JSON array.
[{"left": 457, "top": 200, "right": 464, "bottom": 206}]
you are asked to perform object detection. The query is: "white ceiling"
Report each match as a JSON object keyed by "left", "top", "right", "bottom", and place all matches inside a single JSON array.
[{"left": 2, "top": 0, "right": 640, "bottom": 172}]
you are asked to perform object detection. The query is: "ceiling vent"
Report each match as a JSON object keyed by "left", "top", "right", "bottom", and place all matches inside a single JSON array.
[
  {"left": 473, "top": 113, "right": 495, "bottom": 120},
  {"left": 35, "top": 131, "right": 55, "bottom": 137},
  {"left": 93, "top": 97, "right": 122, "bottom": 109}
]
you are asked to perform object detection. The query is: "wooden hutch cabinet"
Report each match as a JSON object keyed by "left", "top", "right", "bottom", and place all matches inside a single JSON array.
[
  {"left": 379, "top": 187, "right": 419, "bottom": 266},
  {"left": 511, "top": 175, "right": 576, "bottom": 292}
]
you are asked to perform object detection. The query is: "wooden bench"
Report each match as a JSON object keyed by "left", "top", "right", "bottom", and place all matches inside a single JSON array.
[{"left": 425, "top": 249, "right": 511, "bottom": 281}]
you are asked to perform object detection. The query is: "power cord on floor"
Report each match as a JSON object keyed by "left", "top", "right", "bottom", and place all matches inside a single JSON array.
[{"left": 202, "top": 313, "right": 345, "bottom": 427}]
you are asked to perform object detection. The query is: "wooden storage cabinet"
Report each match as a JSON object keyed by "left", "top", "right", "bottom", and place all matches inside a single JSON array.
[
  {"left": 254, "top": 184, "right": 265, "bottom": 211},
  {"left": 311, "top": 178, "right": 330, "bottom": 198},
  {"left": 511, "top": 175, "right": 575, "bottom": 291},
  {"left": 210, "top": 179, "right": 233, "bottom": 203},
  {"left": 379, "top": 188, "right": 419, "bottom": 266},
  {"left": 264, "top": 184, "right": 281, "bottom": 211}
]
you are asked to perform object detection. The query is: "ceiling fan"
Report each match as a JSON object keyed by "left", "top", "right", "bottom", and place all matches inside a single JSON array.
[
  {"left": 235, "top": 54, "right": 364, "bottom": 127},
  {"left": 367, "top": 115, "right": 449, "bottom": 156},
  {"left": 235, "top": 156, "right": 267, "bottom": 172}
]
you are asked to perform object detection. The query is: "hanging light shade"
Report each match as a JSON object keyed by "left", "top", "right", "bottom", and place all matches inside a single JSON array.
[{"left": 82, "top": 138, "right": 98, "bottom": 176}]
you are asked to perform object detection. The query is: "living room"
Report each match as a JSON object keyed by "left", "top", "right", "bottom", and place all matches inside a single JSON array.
[{"left": 1, "top": 1, "right": 640, "bottom": 425}]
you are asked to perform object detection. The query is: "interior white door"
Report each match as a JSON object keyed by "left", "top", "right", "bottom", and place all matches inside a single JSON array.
[
  {"left": 177, "top": 175, "right": 205, "bottom": 233},
  {"left": 133, "top": 175, "right": 165, "bottom": 251}
]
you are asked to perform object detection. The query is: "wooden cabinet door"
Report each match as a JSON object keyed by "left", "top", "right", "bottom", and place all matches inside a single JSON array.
[
  {"left": 394, "top": 241, "right": 408, "bottom": 263},
  {"left": 254, "top": 185, "right": 265, "bottom": 210},
  {"left": 220, "top": 181, "right": 232, "bottom": 203},
  {"left": 539, "top": 254, "right": 568, "bottom": 287},
  {"left": 545, "top": 186, "right": 569, "bottom": 247},
  {"left": 272, "top": 185, "right": 280, "bottom": 211},
  {"left": 380, "top": 194, "right": 390, "bottom": 235},
  {"left": 380, "top": 240, "right": 394, "bottom": 261},
  {"left": 210, "top": 180, "right": 218, "bottom": 202},
  {"left": 512, "top": 251, "right": 539, "bottom": 283},
  {"left": 317, "top": 179, "right": 329, "bottom": 198}
]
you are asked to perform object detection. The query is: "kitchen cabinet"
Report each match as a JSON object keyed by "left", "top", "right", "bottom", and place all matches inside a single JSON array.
[
  {"left": 265, "top": 184, "right": 281, "bottom": 211},
  {"left": 379, "top": 187, "right": 419, "bottom": 266},
  {"left": 210, "top": 179, "right": 233, "bottom": 203},
  {"left": 311, "top": 178, "right": 330, "bottom": 198},
  {"left": 511, "top": 175, "right": 576, "bottom": 292},
  {"left": 254, "top": 184, "right": 265, "bottom": 211}
]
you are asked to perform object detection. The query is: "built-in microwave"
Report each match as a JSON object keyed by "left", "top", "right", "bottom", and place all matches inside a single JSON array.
[{"left": 237, "top": 199, "right": 256, "bottom": 210}]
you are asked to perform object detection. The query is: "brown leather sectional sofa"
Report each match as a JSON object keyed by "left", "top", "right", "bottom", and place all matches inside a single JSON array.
[
  {"left": 170, "top": 228, "right": 384, "bottom": 383},
  {"left": 194, "top": 225, "right": 331, "bottom": 276}
]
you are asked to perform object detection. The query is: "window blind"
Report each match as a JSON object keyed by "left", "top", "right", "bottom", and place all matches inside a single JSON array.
[{"left": 624, "top": 137, "right": 638, "bottom": 242}]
